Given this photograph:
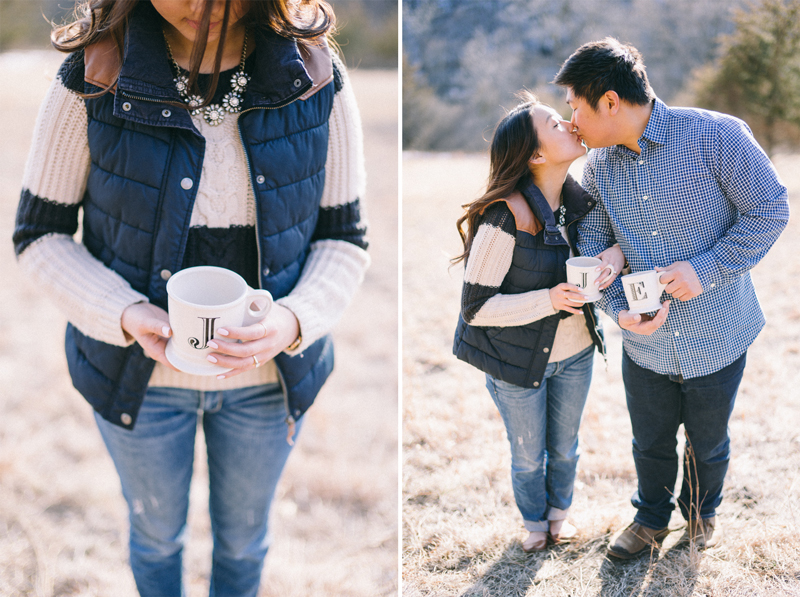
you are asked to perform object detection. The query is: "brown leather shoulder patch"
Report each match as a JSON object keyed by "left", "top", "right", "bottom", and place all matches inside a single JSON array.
[
  {"left": 298, "top": 38, "right": 334, "bottom": 100},
  {"left": 84, "top": 36, "right": 120, "bottom": 93},
  {"left": 502, "top": 192, "right": 543, "bottom": 237}
]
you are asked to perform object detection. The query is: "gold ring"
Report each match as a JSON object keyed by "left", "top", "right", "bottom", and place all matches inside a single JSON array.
[
  {"left": 259, "top": 320, "right": 268, "bottom": 338},
  {"left": 253, "top": 354, "right": 260, "bottom": 367}
]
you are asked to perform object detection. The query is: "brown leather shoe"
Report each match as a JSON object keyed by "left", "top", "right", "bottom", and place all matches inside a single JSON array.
[
  {"left": 687, "top": 517, "right": 721, "bottom": 549},
  {"left": 607, "top": 522, "right": 670, "bottom": 559}
]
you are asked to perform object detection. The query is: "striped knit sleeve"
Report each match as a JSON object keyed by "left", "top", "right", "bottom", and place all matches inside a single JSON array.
[
  {"left": 462, "top": 203, "right": 556, "bottom": 327},
  {"left": 276, "top": 54, "right": 370, "bottom": 354},
  {"left": 13, "top": 68, "right": 148, "bottom": 347}
]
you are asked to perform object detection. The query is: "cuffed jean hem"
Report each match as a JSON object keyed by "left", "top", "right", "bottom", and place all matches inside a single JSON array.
[{"left": 524, "top": 519, "right": 550, "bottom": 532}]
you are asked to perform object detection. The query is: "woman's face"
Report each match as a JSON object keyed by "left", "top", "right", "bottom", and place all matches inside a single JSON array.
[
  {"left": 151, "top": 0, "right": 249, "bottom": 47},
  {"left": 530, "top": 104, "right": 587, "bottom": 166}
]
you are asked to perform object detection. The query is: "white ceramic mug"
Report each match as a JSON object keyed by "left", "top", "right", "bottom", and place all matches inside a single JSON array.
[
  {"left": 622, "top": 270, "right": 668, "bottom": 314},
  {"left": 566, "top": 256, "right": 603, "bottom": 302},
  {"left": 164, "top": 266, "right": 273, "bottom": 376}
]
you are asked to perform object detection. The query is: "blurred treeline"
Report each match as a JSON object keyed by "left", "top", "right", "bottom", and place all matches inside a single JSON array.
[
  {"left": 0, "top": 0, "right": 397, "bottom": 68},
  {"left": 404, "top": 0, "right": 800, "bottom": 154}
]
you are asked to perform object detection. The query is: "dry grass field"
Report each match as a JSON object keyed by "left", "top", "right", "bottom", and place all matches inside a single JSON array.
[
  {"left": 403, "top": 150, "right": 800, "bottom": 596},
  {"left": 0, "top": 51, "right": 398, "bottom": 596}
]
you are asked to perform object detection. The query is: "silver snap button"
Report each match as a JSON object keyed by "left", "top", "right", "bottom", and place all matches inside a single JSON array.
[
  {"left": 162, "top": 109, "right": 171, "bottom": 118},
  {"left": 160, "top": 269, "right": 171, "bottom": 280},
  {"left": 675, "top": 331, "right": 680, "bottom": 337},
  {"left": 262, "top": 267, "right": 270, "bottom": 276},
  {"left": 122, "top": 102, "right": 132, "bottom": 111},
  {"left": 543, "top": 347, "right": 550, "bottom": 353},
  {"left": 651, "top": 231, "right": 658, "bottom": 236},
  {"left": 533, "top": 381, "right": 540, "bottom": 388},
  {"left": 120, "top": 413, "right": 132, "bottom": 425},
  {"left": 293, "top": 78, "right": 302, "bottom": 88},
  {"left": 256, "top": 175, "right": 266, "bottom": 184},
  {"left": 180, "top": 178, "right": 193, "bottom": 190}
]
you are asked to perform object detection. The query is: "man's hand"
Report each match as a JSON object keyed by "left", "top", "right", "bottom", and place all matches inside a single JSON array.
[
  {"left": 618, "top": 301, "right": 671, "bottom": 335},
  {"left": 656, "top": 261, "right": 703, "bottom": 301}
]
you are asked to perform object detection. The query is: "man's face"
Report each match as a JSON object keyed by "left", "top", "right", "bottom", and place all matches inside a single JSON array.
[{"left": 565, "top": 88, "right": 615, "bottom": 149}]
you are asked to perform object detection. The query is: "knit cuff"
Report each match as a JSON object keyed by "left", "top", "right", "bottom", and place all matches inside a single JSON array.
[{"left": 275, "top": 239, "right": 370, "bottom": 355}]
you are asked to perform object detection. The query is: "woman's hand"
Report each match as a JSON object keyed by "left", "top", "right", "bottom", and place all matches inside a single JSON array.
[
  {"left": 595, "top": 243, "right": 626, "bottom": 289},
  {"left": 549, "top": 283, "right": 587, "bottom": 315},
  {"left": 121, "top": 302, "right": 179, "bottom": 370},
  {"left": 205, "top": 303, "right": 301, "bottom": 379}
]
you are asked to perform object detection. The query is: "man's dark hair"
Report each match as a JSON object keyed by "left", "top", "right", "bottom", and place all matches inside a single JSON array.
[{"left": 553, "top": 37, "right": 655, "bottom": 110}]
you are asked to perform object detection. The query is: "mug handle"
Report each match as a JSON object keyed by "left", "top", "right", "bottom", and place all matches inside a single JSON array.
[
  {"left": 243, "top": 288, "right": 273, "bottom": 326},
  {"left": 656, "top": 274, "right": 669, "bottom": 297}
]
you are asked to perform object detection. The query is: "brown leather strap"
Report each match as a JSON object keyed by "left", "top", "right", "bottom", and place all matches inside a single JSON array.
[
  {"left": 298, "top": 38, "right": 334, "bottom": 100},
  {"left": 502, "top": 192, "right": 543, "bottom": 237},
  {"left": 84, "top": 36, "right": 120, "bottom": 92}
]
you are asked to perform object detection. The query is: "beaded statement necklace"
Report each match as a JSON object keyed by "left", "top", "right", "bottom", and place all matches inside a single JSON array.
[
  {"left": 555, "top": 192, "right": 566, "bottom": 227},
  {"left": 163, "top": 30, "right": 250, "bottom": 126},
  {"left": 556, "top": 203, "right": 566, "bottom": 227}
]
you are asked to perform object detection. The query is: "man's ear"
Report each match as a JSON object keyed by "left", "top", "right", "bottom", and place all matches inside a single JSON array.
[{"left": 604, "top": 91, "right": 621, "bottom": 116}]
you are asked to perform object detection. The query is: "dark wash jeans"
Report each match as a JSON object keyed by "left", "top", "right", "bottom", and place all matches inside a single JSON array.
[{"left": 621, "top": 349, "right": 747, "bottom": 530}]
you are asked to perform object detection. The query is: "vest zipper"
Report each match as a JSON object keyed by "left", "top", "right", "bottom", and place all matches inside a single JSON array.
[{"left": 236, "top": 94, "right": 308, "bottom": 444}]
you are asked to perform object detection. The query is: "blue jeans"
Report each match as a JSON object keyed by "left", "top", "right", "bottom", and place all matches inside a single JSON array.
[
  {"left": 94, "top": 384, "right": 299, "bottom": 597},
  {"left": 485, "top": 346, "right": 594, "bottom": 532},
  {"left": 622, "top": 349, "right": 746, "bottom": 530}
]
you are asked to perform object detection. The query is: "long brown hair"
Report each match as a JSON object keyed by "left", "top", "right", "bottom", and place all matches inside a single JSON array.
[
  {"left": 453, "top": 91, "right": 542, "bottom": 265},
  {"left": 51, "top": 0, "right": 336, "bottom": 105}
]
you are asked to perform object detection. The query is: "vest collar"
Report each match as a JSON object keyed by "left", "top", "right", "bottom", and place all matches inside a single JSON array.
[
  {"left": 520, "top": 174, "right": 596, "bottom": 245},
  {"left": 118, "top": 3, "right": 314, "bottom": 106}
]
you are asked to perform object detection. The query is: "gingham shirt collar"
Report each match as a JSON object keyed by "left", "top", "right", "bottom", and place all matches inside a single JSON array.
[{"left": 608, "top": 99, "right": 668, "bottom": 158}]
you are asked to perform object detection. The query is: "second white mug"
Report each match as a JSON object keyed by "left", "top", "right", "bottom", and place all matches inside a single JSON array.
[{"left": 621, "top": 270, "right": 668, "bottom": 314}]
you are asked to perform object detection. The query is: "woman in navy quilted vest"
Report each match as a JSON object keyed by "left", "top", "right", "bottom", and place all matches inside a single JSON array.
[
  {"left": 14, "top": 0, "right": 368, "bottom": 593},
  {"left": 452, "top": 93, "right": 622, "bottom": 552}
]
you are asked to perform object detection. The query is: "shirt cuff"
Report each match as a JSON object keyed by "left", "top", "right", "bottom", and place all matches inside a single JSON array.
[
  {"left": 688, "top": 251, "right": 723, "bottom": 292},
  {"left": 597, "top": 283, "right": 628, "bottom": 326}
]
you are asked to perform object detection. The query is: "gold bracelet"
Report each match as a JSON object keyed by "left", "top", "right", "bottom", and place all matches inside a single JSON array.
[{"left": 286, "top": 332, "right": 302, "bottom": 352}]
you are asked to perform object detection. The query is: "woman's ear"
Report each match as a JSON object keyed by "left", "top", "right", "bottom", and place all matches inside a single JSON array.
[{"left": 529, "top": 154, "right": 546, "bottom": 165}]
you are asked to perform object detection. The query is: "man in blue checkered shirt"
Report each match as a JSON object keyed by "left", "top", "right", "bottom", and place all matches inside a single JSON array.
[{"left": 554, "top": 38, "right": 789, "bottom": 559}]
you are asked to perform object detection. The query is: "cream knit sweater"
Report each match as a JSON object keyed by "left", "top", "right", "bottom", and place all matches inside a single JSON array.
[{"left": 18, "top": 58, "right": 369, "bottom": 391}]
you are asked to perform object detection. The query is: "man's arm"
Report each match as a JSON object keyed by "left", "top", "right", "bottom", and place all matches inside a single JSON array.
[{"left": 688, "top": 117, "right": 789, "bottom": 292}]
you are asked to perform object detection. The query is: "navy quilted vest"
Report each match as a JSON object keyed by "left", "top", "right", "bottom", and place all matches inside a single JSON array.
[
  {"left": 62, "top": 4, "right": 335, "bottom": 429},
  {"left": 453, "top": 177, "right": 605, "bottom": 388}
]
